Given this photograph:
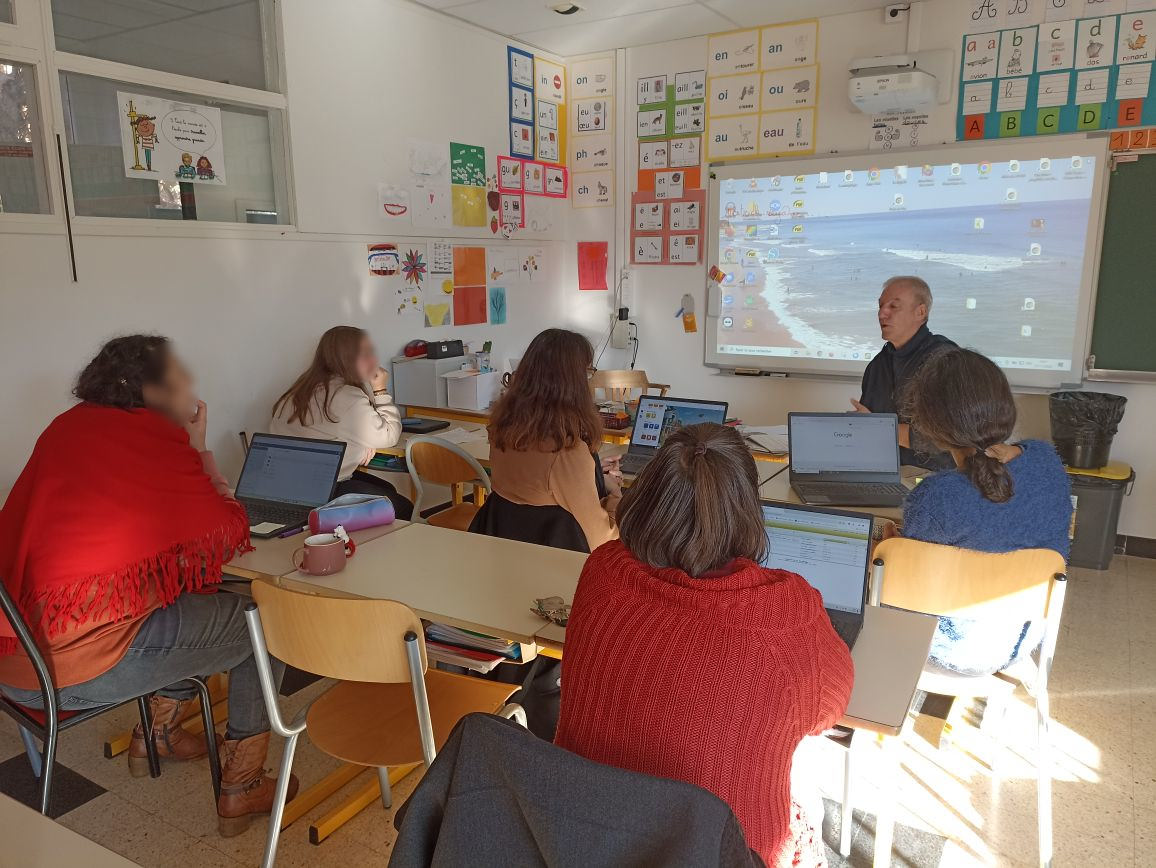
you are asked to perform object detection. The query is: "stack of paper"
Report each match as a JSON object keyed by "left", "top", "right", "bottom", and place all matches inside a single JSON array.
[
  {"left": 435, "top": 426, "right": 488, "bottom": 445},
  {"left": 425, "top": 623, "right": 521, "bottom": 658},
  {"left": 425, "top": 642, "right": 505, "bottom": 674}
]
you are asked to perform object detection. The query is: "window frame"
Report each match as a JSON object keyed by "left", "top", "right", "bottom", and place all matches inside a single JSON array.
[{"left": 0, "top": 0, "right": 296, "bottom": 236}]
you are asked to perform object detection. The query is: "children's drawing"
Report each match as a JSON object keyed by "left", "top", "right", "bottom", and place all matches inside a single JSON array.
[
  {"left": 176, "top": 153, "right": 196, "bottom": 180},
  {"left": 367, "top": 243, "right": 400, "bottom": 276},
  {"left": 402, "top": 248, "right": 427, "bottom": 285},
  {"left": 488, "top": 286, "right": 508, "bottom": 325}
]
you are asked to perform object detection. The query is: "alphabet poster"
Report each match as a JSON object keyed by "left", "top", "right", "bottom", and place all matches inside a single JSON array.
[
  {"left": 706, "top": 21, "right": 819, "bottom": 161},
  {"left": 571, "top": 52, "right": 615, "bottom": 208},
  {"left": 958, "top": 10, "right": 1156, "bottom": 140},
  {"left": 117, "top": 91, "right": 226, "bottom": 184}
]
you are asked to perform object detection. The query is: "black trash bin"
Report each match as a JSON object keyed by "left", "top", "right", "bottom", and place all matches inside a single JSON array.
[
  {"left": 1049, "top": 391, "right": 1127, "bottom": 469},
  {"left": 1067, "top": 464, "right": 1135, "bottom": 570}
]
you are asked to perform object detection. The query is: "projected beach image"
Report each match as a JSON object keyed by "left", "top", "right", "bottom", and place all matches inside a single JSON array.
[{"left": 715, "top": 157, "right": 1097, "bottom": 371}]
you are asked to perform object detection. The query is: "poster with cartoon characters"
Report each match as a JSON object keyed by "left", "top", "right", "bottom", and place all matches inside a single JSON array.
[{"left": 117, "top": 91, "right": 227, "bottom": 185}]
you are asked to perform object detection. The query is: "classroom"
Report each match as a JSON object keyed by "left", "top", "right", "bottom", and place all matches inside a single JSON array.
[{"left": 0, "top": 0, "right": 1153, "bottom": 865}]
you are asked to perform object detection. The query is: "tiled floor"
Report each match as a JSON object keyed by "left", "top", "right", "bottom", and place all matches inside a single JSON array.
[{"left": 0, "top": 556, "right": 1148, "bottom": 866}]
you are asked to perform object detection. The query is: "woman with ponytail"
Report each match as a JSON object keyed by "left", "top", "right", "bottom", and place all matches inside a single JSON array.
[
  {"left": 555, "top": 423, "right": 853, "bottom": 868},
  {"left": 899, "top": 347, "right": 1072, "bottom": 675}
]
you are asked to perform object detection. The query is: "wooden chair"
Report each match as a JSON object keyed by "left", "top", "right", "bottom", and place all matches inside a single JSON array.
[
  {"left": 852, "top": 538, "right": 1068, "bottom": 868},
  {"left": 588, "top": 369, "right": 669, "bottom": 403},
  {"left": 244, "top": 581, "right": 523, "bottom": 868},
  {"left": 405, "top": 435, "right": 491, "bottom": 531},
  {"left": 0, "top": 581, "right": 221, "bottom": 815}
]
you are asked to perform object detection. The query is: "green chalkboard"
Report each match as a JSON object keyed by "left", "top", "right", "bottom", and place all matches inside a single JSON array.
[{"left": 1089, "top": 155, "right": 1156, "bottom": 375}]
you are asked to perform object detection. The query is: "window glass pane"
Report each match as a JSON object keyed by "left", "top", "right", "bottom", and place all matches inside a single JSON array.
[
  {"left": 0, "top": 60, "right": 52, "bottom": 214},
  {"left": 51, "top": 0, "right": 277, "bottom": 92},
  {"left": 60, "top": 71, "right": 288, "bottom": 224},
  {"left": 0, "top": 1, "right": 13, "bottom": 25}
]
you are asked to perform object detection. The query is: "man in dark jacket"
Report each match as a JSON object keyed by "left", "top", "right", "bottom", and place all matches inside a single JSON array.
[{"left": 853, "top": 275, "right": 956, "bottom": 469}]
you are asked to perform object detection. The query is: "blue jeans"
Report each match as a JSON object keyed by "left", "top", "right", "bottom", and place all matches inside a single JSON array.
[{"left": 2, "top": 591, "right": 282, "bottom": 740}]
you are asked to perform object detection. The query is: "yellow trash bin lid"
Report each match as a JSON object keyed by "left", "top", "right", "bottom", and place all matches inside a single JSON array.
[{"left": 1064, "top": 460, "right": 1133, "bottom": 481}]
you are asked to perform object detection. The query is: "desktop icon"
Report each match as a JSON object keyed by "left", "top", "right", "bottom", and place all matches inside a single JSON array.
[
  {"left": 894, "top": 165, "right": 908, "bottom": 181},
  {"left": 1023, "top": 298, "right": 1036, "bottom": 310},
  {"left": 771, "top": 175, "right": 782, "bottom": 186},
  {"left": 722, "top": 316, "right": 734, "bottom": 328},
  {"left": 818, "top": 171, "right": 829, "bottom": 184},
  {"left": 722, "top": 294, "right": 734, "bottom": 305},
  {"left": 921, "top": 164, "right": 934, "bottom": 177},
  {"left": 867, "top": 167, "right": 880, "bottom": 181},
  {"left": 978, "top": 161, "right": 991, "bottom": 175},
  {"left": 1039, "top": 157, "right": 1052, "bottom": 172},
  {"left": 966, "top": 297, "right": 977, "bottom": 309},
  {"left": 950, "top": 163, "right": 962, "bottom": 176},
  {"left": 893, "top": 194, "right": 905, "bottom": 206},
  {"left": 1071, "top": 156, "right": 1083, "bottom": 170},
  {"left": 843, "top": 169, "right": 854, "bottom": 182},
  {"left": 793, "top": 199, "right": 805, "bottom": 209},
  {"left": 1021, "top": 325, "right": 1033, "bottom": 337},
  {"left": 794, "top": 174, "right": 806, "bottom": 184},
  {"left": 768, "top": 224, "right": 779, "bottom": 236},
  {"left": 792, "top": 224, "right": 804, "bottom": 233},
  {"left": 974, "top": 217, "right": 985, "bottom": 229},
  {"left": 1029, "top": 242, "right": 1042, "bottom": 256},
  {"left": 1008, "top": 159, "right": 1021, "bottom": 173},
  {"left": 1006, "top": 187, "right": 1018, "bottom": 202}
]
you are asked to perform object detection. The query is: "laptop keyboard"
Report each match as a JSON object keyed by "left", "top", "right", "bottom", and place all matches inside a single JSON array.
[
  {"left": 801, "top": 482, "right": 908, "bottom": 499},
  {"left": 830, "top": 616, "right": 863, "bottom": 650},
  {"left": 620, "top": 455, "right": 650, "bottom": 475},
  {"left": 242, "top": 501, "right": 309, "bottom": 527}
]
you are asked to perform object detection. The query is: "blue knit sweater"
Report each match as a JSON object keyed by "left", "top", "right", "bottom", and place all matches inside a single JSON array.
[{"left": 901, "top": 440, "right": 1072, "bottom": 675}]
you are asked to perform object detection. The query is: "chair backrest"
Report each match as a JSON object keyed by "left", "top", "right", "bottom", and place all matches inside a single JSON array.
[
  {"left": 873, "top": 537, "right": 1066, "bottom": 623},
  {"left": 251, "top": 580, "right": 426, "bottom": 683},
  {"left": 405, "top": 435, "right": 491, "bottom": 516},
  {"left": 588, "top": 369, "right": 668, "bottom": 403}
]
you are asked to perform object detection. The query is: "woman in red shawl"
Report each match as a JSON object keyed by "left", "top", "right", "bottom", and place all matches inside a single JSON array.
[{"left": 0, "top": 335, "right": 296, "bottom": 836}]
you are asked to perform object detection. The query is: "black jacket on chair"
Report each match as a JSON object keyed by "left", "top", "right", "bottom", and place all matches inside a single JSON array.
[{"left": 390, "top": 713, "right": 764, "bottom": 868}]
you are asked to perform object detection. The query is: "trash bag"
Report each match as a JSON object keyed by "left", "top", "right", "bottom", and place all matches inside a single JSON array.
[{"left": 1049, "top": 391, "right": 1127, "bottom": 469}]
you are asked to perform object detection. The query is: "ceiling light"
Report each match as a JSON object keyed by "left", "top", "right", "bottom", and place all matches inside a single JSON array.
[{"left": 551, "top": 3, "right": 581, "bottom": 14}]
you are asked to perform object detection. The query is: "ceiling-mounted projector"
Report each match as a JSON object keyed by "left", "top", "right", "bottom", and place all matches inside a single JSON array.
[{"left": 848, "top": 54, "right": 937, "bottom": 114}]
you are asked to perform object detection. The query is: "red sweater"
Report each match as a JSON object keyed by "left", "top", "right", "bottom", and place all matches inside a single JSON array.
[{"left": 555, "top": 541, "right": 854, "bottom": 865}]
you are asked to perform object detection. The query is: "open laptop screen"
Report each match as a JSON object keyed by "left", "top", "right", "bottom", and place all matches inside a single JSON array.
[
  {"left": 236, "top": 434, "right": 345, "bottom": 507},
  {"left": 789, "top": 414, "right": 899, "bottom": 475},
  {"left": 631, "top": 397, "right": 728, "bottom": 449},
  {"left": 759, "top": 502, "right": 871, "bottom": 615}
]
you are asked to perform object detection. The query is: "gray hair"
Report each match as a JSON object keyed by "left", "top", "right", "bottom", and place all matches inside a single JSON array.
[{"left": 883, "top": 275, "right": 932, "bottom": 318}]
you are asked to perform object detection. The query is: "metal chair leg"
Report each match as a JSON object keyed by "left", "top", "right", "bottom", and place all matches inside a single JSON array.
[
  {"left": 38, "top": 719, "right": 58, "bottom": 815},
  {"left": 499, "top": 703, "right": 528, "bottom": 728},
  {"left": 1037, "top": 687, "right": 1053, "bottom": 868},
  {"left": 260, "top": 730, "right": 301, "bottom": 868},
  {"left": 136, "top": 695, "right": 162, "bottom": 779},
  {"left": 839, "top": 741, "right": 854, "bottom": 857},
  {"left": 377, "top": 767, "right": 393, "bottom": 810},
  {"left": 191, "top": 677, "right": 222, "bottom": 800},
  {"left": 18, "top": 726, "right": 42, "bottom": 778}
]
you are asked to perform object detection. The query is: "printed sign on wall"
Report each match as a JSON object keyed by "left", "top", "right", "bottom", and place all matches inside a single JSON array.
[{"left": 706, "top": 21, "right": 819, "bottom": 161}]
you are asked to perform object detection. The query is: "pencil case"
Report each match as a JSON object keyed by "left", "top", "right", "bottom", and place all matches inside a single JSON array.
[{"left": 308, "top": 494, "right": 395, "bottom": 534}]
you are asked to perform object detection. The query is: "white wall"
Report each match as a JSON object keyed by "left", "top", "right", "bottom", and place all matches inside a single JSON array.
[
  {"left": 0, "top": 0, "right": 577, "bottom": 487},
  {"left": 622, "top": 0, "right": 1156, "bottom": 537}
]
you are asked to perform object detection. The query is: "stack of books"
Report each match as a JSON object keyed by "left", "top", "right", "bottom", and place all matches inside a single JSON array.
[{"left": 425, "top": 623, "right": 523, "bottom": 674}]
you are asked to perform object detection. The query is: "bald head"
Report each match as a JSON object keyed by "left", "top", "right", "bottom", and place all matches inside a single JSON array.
[{"left": 878, "top": 276, "right": 932, "bottom": 349}]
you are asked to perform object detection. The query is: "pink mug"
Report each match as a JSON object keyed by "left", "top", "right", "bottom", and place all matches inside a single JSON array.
[{"left": 293, "top": 533, "right": 357, "bottom": 576}]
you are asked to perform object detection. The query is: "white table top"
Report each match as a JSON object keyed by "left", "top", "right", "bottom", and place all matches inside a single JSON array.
[
  {"left": 224, "top": 521, "right": 408, "bottom": 580},
  {"left": 0, "top": 794, "right": 139, "bottom": 867},
  {"left": 282, "top": 522, "right": 586, "bottom": 645}
]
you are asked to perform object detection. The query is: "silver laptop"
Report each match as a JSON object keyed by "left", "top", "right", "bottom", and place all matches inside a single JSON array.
[
  {"left": 759, "top": 500, "right": 872, "bottom": 649},
  {"left": 788, "top": 412, "right": 908, "bottom": 507},
  {"left": 620, "top": 396, "right": 729, "bottom": 477},
  {"left": 235, "top": 433, "right": 347, "bottom": 538}
]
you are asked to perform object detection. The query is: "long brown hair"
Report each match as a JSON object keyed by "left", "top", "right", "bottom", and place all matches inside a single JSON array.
[
  {"left": 489, "top": 328, "right": 601, "bottom": 452},
  {"left": 273, "top": 326, "right": 368, "bottom": 425},
  {"left": 618, "top": 423, "right": 767, "bottom": 577},
  {"left": 903, "top": 347, "right": 1017, "bottom": 503}
]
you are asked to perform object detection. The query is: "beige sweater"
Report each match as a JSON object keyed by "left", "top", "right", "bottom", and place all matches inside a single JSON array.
[{"left": 270, "top": 381, "right": 402, "bottom": 480}]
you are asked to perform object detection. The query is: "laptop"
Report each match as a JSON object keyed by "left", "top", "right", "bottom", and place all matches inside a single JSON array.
[
  {"left": 235, "top": 433, "right": 347, "bottom": 538},
  {"left": 759, "top": 500, "right": 872, "bottom": 649},
  {"left": 788, "top": 412, "right": 908, "bottom": 507},
  {"left": 620, "top": 396, "right": 729, "bottom": 477}
]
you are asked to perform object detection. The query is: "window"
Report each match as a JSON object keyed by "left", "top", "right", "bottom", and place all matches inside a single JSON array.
[
  {"left": 60, "top": 71, "right": 288, "bottom": 223},
  {"left": 0, "top": 60, "right": 51, "bottom": 214},
  {"left": 51, "top": 0, "right": 278, "bottom": 91},
  {"left": 0, "top": 1, "right": 13, "bottom": 25}
]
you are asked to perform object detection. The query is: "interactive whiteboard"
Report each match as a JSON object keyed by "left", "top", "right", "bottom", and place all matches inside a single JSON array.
[{"left": 705, "top": 136, "right": 1109, "bottom": 388}]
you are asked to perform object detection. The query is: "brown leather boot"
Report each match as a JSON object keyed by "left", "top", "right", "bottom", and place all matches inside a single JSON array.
[
  {"left": 128, "top": 695, "right": 224, "bottom": 777},
  {"left": 217, "top": 732, "right": 300, "bottom": 838}
]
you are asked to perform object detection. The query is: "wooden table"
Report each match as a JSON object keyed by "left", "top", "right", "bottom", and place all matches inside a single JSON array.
[{"left": 1, "top": 793, "right": 140, "bottom": 866}]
